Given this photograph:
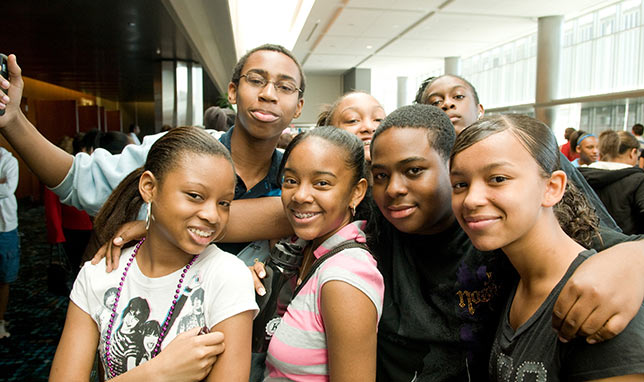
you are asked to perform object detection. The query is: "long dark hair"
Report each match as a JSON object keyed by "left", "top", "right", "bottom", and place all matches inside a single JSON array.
[
  {"left": 92, "top": 126, "right": 234, "bottom": 246},
  {"left": 451, "top": 114, "right": 599, "bottom": 247}
]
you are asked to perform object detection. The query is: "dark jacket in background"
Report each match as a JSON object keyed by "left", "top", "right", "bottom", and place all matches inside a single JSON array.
[{"left": 579, "top": 166, "right": 644, "bottom": 234}]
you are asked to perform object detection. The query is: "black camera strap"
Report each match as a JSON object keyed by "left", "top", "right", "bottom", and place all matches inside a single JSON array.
[{"left": 293, "top": 240, "right": 370, "bottom": 297}]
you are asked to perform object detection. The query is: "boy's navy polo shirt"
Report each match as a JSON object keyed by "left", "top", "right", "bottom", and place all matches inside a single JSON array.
[{"left": 217, "top": 126, "right": 283, "bottom": 254}]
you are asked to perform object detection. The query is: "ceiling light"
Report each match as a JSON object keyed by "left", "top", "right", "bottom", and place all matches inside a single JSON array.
[
  {"left": 128, "top": 22, "right": 136, "bottom": 27},
  {"left": 366, "top": 45, "right": 373, "bottom": 49}
]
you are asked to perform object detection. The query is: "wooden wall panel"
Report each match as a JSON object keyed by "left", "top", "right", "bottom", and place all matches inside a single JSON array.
[
  {"left": 78, "top": 105, "right": 100, "bottom": 132},
  {"left": 34, "top": 100, "right": 78, "bottom": 147},
  {"left": 105, "top": 110, "right": 122, "bottom": 131},
  {"left": 99, "top": 106, "right": 106, "bottom": 131}
]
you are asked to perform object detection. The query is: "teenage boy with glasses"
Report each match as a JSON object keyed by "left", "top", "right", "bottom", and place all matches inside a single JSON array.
[{"left": 0, "top": 44, "right": 304, "bottom": 262}]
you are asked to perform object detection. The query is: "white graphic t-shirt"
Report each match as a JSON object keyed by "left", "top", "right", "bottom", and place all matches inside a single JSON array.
[{"left": 71, "top": 244, "right": 258, "bottom": 378}]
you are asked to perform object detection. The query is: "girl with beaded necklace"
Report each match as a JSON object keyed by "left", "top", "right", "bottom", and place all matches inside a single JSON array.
[{"left": 50, "top": 126, "right": 258, "bottom": 381}]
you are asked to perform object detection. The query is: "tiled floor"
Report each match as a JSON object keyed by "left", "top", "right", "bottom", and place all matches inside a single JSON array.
[{"left": 0, "top": 202, "right": 70, "bottom": 382}]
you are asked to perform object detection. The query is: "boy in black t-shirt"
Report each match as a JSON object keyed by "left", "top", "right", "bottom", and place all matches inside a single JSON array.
[{"left": 369, "top": 104, "right": 644, "bottom": 381}]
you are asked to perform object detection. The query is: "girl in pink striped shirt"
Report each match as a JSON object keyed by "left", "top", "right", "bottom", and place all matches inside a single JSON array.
[{"left": 255, "top": 126, "right": 384, "bottom": 381}]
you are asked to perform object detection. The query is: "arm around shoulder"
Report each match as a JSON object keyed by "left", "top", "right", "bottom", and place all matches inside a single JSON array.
[
  {"left": 554, "top": 234, "right": 644, "bottom": 343},
  {"left": 223, "top": 196, "right": 293, "bottom": 242}
]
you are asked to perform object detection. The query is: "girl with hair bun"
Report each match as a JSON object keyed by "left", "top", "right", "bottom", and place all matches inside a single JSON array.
[{"left": 449, "top": 115, "right": 644, "bottom": 380}]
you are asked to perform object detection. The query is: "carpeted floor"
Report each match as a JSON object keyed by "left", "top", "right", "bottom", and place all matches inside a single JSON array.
[{"left": 0, "top": 202, "right": 70, "bottom": 382}]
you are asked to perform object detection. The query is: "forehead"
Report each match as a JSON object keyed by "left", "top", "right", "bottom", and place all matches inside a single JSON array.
[
  {"left": 372, "top": 128, "right": 438, "bottom": 163},
  {"left": 163, "top": 153, "right": 235, "bottom": 188},
  {"left": 243, "top": 50, "right": 300, "bottom": 83},
  {"left": 452, "top": 130, "right": 534, "bottom": 169},
  {"left": 169, "top": 153, "right": 227, "bottom": 173},
  {"left": 580, "top": 136, "right": 598, "bottom": 146},
  {"left": 338, "top": 93, "right": 382, "bottom": 111},
  {"left": 425, "top": 76, "right": 471, "bottom": 96},
  {"left": 286, "top": 137, "right": 348, "bottom": 169}
]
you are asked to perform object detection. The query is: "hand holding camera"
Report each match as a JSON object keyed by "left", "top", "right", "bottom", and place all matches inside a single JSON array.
[{"left": 0, "top": 54, "right": 8, "bottom": 117}]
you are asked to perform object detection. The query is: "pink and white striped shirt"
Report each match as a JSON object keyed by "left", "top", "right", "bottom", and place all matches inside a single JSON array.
[{"left": 264, "top": 220, "right": 384, "bottom": 381}]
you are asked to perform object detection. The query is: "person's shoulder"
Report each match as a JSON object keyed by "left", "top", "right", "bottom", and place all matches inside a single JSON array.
[
  {"left": 319, "top": 245, "right": 383, "bottom": 284},
  {"left": 199, "top": 244, "right": 243, "bottom": 263},
  {"left": 196, "top": 244, "right": 252, "bottom": 276},
  {"left": 139, "top": 130, "right": 169, "bottom": 144},
  {"left": 0, "top": 148, "right": 16, "bottom": 165},
  {"left": 203, "top": 129, "right": 225, "bottom": 140},
  {"left": 79, "top": 246, "right": 136, "bottom": 276},
  {"left": 565, "top": 304, "right": 644, "bottom": 376},
  {"left": 593, "top": 227, "right": 644, "bottom": 250},
  {"left": 323, "top": 245, "right": 376, "bottom": 268},
  {"left": 274, "top": 147, "right": 284, "bottom": 161}
]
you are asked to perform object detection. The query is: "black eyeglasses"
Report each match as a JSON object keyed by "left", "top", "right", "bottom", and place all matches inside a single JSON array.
[{"left": 240, "top": 72, "right": 302, "bottom": 95}]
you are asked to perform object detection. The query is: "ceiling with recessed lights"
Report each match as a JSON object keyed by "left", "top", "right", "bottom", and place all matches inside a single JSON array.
[
  {"left": 293, "top": 0, "right": 613, "bottom": 75},
  {"left": 4, "top": 0, "right": 615, "bottom": 102}
]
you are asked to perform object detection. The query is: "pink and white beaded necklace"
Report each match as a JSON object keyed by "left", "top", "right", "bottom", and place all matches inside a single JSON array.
[{"left": 103, "top": 237, "right": 200, "bottom": 378}]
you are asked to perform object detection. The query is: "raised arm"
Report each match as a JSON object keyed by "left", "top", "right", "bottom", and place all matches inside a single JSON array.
[
  {"left": 0, "top": 55, "right": 163, "bottom": 216},
  {"left": 0, "top": 54, "right": 73, "bottom": 187}
]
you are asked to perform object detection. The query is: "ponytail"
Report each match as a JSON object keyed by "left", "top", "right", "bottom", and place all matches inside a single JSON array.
[
  {"left": 93, "top": 167, "right": 146, "bottom": 245},
  {"left": 598, "top": 130, "right": 638, "bottom": 161},
  {"left": 554, "top": 182, "right": 600, "bottom": 248},
  {"left": 317, "top": 105, "right": 332, "bottom": 127}
]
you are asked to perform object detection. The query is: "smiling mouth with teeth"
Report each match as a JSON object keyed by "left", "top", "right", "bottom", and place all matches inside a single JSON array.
[
  {"left": 293, "top": 211, "right": 319, "bottom": 219},
  {"left": 188, "top": 227, "right": 214, "bottom": 238}
]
